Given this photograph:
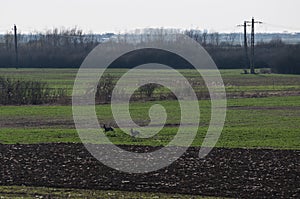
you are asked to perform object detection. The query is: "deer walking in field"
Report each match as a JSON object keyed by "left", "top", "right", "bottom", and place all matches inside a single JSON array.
[
  {"left": 130, "top": 128, "right": 140, "bottom": 137},
  {"left": 102, "top": 124, "right": 114, "bottom": 132}
]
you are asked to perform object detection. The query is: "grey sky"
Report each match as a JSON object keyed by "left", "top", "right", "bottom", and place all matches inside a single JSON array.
[{"left": 1, "top": 0, "right": 300, "bottom": 33}]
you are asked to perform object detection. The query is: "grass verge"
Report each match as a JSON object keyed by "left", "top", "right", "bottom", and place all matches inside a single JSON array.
[{"left": 0, "top": 186, "right": 222, "bottom": 199}]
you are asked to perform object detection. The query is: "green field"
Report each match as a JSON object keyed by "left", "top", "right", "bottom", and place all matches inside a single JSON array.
[
  {"left": 0, "top": 96, "right": 299, "bottom": 149},
  {"left": 0, "top": 68, "right": 299, "bottom": 198},
  {"left": 1, "top": 68, "right": 300, "bottom": 96},
  {"left": 0, "top": 68, "right": 299, "bottom": 149}
]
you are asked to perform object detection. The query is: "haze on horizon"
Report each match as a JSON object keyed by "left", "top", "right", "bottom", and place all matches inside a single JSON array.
[{"left": 1, "top": 0, "right": 300, "bottom": 34}]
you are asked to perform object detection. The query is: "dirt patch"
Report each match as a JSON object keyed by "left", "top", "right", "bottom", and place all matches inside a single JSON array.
[
  {"left": 227, "top": 91, "right": 300, "bottom": 99},
  {"left": 0, "top": 143, "right": 299, "bottom": 198},
  {"left": 0, "top": 118, "right": 185, "bottom": 129},
  {"left": 0, "top": 119, "right": 75, "bottom": 128},
  {"left": 229, "top": 106, "right": 300, "bottom": 111}
]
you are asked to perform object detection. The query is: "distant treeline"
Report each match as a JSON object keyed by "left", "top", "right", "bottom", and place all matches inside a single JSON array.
[
  {"left": 0, "top": 28, "right": 299, "bottom": 74},
  {"left": 0, "top": 28, "right": 99, "bottom": 68}
]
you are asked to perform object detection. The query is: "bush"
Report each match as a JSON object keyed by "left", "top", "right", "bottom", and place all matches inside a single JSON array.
[
  {"left": 138, "top": 83, "right": 161, "bottom": 99},
  {"left": 259, "top": 68, "right": 272, "bottom": 74},
  {"left": 0, "top": 77, "right": 66, "bottom": 105},
  {"left": 96, "top": 74, "right": 115, "bottom": 103}
]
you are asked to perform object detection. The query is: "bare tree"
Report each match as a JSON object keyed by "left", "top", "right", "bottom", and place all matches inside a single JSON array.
[
  {"left": 226, "top": 33, "right": 237, "bottom": 46},
  {"left": 4, "top": 31, "right": 13, "bottom": 51},
  {"left": 202, "top": 30, "right": 208, "bottom": 46}
]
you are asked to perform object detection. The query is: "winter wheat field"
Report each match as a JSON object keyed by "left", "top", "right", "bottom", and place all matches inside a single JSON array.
[{"left": 0, "top": 68, "right": 299, "bottom": 198}]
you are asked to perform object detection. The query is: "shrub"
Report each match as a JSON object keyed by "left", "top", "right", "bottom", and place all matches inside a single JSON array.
[
  {"left": 0, "top": 77, "right": 66, "bottom": 105},
  {"left": 96, "top": 74, "right": 115, "bottom": 103},
  {"left": 138, "top": 83, "right": 161, "bottom": 99},
  {"left": 259, "top": 68, "right": 272, "bottom": 74}
]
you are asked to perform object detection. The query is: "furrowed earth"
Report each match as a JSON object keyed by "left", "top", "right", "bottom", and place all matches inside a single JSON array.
[{"left": 0, "top": 143, "right": 299, "bottom": 198}]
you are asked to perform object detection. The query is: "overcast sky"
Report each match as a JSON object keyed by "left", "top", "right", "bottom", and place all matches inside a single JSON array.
[{"left": 1, "top": 0, "right": 300, "bottom": 33}]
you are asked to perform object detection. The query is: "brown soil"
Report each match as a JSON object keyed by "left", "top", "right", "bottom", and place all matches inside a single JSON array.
[
  {"left": 229, "top": 106, "right": 300, "bottom": 111},
  {"left": 0, "top": 143, "right": 299, "bottom": 198}
]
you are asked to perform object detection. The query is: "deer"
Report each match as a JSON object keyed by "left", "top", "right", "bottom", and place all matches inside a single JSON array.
[
  {"left": 102, "top": 124, "right": 114, "bottom": 132},
  {"left": 130, "top": 128, "right": 140, "bottom": 137}
]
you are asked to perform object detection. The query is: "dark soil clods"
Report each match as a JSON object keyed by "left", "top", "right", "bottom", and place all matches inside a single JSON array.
[{"left": 0, "top": 143, "right": 299, "bottom": 198}]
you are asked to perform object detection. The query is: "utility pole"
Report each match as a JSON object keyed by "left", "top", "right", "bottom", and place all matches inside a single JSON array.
[
  {"left": 238, "top": 18, "right": 262, "bottom": 74},
  {"left": 14, "top": 24, "right": 19, "bottom": 68},
  {"left": 238, "top": 22, "right": 251, "bottom": 73},
  {"left": 248, "top": 18, "right": 262, "bottom": 74},
  {"left": 250, "top": 18, "right": 255, "bottom": 74}
]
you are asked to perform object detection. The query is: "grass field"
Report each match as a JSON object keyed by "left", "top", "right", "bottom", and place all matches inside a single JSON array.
[
  {"left": 1, "top": 68, "right": 300, "bottom": 96},
  {"left": 0, "top": 96, "right": 299, "bottom": 149},
  {"left": 0, "top": 68, "right": 299, "bottom": 198}
]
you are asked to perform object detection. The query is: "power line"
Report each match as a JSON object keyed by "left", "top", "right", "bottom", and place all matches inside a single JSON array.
[
  {"left": 263, "top": 22, "right": 300, "bottom": 32},
  {"left": 249, "top": 18, "right": 262, "bottom": 74},
  {"left": 238, "top": 18, "right": 262, "bottom": 74},
  {"left": 237, "top": 22, "right": 251, "bottom": 71}
]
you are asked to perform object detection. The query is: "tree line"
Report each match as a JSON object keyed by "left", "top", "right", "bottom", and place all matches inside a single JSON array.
[
  {"left": 0, "top": 28, "right": 299, "bottom": 74},
  {"left": 0, "top": 27, "right": 100, "bottom": 68}
]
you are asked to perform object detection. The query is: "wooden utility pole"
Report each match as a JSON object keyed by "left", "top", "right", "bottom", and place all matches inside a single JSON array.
[{"left": 14, "top": 24, "right": 18, "bottom": 68}]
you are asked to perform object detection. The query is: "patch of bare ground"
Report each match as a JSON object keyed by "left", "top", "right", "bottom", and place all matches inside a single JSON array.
[
  {"left": 0, "top": 119, "right": 75, "bottom": 128},
  {"left": 229, "top": 106, "right": 300, "bottom": 111},
  {"left": 0, "top": 143, "right": 298, "bottom": 198}
]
